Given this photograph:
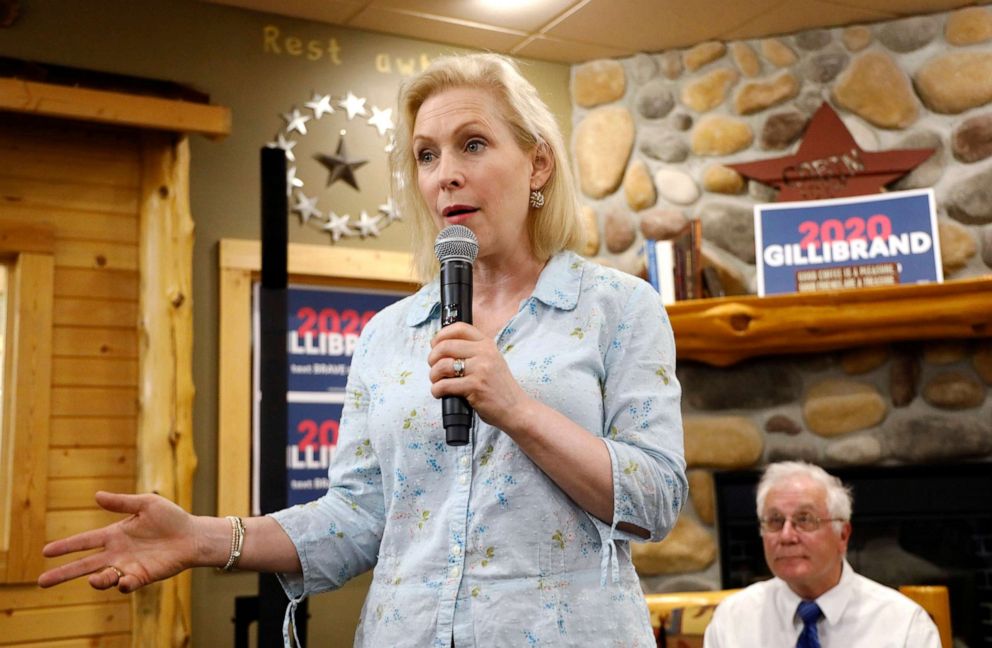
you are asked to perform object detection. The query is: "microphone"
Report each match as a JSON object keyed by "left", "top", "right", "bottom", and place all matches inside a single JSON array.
[{"left": 433, "top": 225, "right": 479, "bottom": 446}]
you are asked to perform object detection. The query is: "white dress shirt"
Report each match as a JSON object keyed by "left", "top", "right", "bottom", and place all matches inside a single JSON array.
[{"left": 704, "top": 561, "right": 941, "bottom": 648}]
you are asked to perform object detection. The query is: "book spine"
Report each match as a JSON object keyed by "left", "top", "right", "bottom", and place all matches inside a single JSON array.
[
  {"left": 674, "top": 245, "right": 686, "bottom": 301},
  {"left": 645, "top": 239, "right": 659, "bottom": 292}
]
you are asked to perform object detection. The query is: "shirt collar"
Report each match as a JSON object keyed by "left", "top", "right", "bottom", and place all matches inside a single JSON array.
[
  {"left": 815, "top": 559, "right": 855, "bottom": 625},
  {"left": 531, "top": 250, "right": 583, "bottom": 310},
  {"left": 405, "top": 281, "right": 442, "bottom": 327},
  {"left": 404, "top": 250, "right": 583, "bottom": 327},
  {"left": 774, "top": 559, "right": 854, "bottom": 629}
]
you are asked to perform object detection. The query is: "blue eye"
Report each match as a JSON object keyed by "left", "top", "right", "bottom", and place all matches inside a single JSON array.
[
  {"left": 466, "top": 139, "right": 486, "bottom": 153},
  {"left": 417, "top": 150, "right": 436, "bottom": 164}
]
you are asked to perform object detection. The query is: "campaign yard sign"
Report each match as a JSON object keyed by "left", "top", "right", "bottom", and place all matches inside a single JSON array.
[
  {"left": 754, "top": 188, "right": 942, "bottom": 297},
  {"left": 252, "top": 284, "right": 406, "bottom": 511}
]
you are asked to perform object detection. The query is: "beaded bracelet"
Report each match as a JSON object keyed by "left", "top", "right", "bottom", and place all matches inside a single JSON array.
[{"left": 221, "top": 515, "right": 245, "bottom": 572}]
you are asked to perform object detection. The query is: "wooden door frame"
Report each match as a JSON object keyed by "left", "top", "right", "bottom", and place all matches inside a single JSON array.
[
  {"left": 1, "top": 77, "right": 228, "bottom": 646},
  {"left": 0, "top": 226, "right": 54, "bottom": 582},
  {"left": 216, "top": 240, "right": 417, "bottom": 517}
]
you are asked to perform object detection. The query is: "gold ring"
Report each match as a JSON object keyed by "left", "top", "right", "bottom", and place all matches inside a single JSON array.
[
  {"left": 107, "top": 565, "right": 124, "bottom": 580},
  {"left": 452, "top": 358, "right": 465, "bottom": 378}
]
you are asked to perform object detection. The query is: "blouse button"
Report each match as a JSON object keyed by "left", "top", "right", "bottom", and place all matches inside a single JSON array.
[{"left": 458, "top": 474, "right": 468, "bottom": 485}]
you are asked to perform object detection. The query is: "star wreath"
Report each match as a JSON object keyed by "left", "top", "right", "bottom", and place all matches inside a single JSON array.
[{"left": 267, "top": 90, "right": 400, "bottom": 241}]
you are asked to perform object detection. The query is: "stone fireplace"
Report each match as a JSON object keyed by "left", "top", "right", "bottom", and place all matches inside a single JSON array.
[
  {"left": 624, "top": 338, "right": 992, "bottom": 646},
  {"left": 565, "top": 6, "right": 992, "bottom": 646}
]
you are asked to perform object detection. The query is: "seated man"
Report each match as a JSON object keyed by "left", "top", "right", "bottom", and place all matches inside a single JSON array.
[{"left": 704, "top": 461, "right": 940, "bottom": 648}]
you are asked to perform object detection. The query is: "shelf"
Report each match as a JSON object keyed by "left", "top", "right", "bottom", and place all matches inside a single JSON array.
[
  {"left": 0, "top": 77, "right": 231, "bottom": 137},
  {"left": 667, "top": 275, "right": 992, "bottom": 366}
]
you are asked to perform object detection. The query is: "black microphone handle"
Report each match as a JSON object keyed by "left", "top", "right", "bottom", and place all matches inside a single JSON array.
[{"left": 440, "top": 259, "right": 473, "bottom": 446}]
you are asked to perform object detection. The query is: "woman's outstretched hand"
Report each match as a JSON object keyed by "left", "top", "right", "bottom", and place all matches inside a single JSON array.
[{"left": 37, "top": 491, "right": 201, "bottom": 593}]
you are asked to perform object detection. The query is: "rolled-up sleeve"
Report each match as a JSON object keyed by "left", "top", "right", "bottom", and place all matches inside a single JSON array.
[
  {"left": 269, "top": 321, "right": 387, "bottom": 598},
  {"left": 599, "top": 282, "right": 686, "bottom": 543}
]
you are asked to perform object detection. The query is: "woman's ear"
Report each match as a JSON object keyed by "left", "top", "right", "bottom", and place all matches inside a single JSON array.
[{"left": 530, "top": 141, "right": 554, "bottom": 190}]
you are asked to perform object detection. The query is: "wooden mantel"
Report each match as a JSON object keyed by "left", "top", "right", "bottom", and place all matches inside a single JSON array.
[
  {"left": 220, "top": 237, "right": 992, "bottom": 371},
  {"left": 669, "top": 275, "right": 992, "bottom": 366}
]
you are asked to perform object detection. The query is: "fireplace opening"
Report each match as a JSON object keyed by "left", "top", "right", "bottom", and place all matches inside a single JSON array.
[{"left": 714, "top": 462, "right": 992, "bottom": 647}]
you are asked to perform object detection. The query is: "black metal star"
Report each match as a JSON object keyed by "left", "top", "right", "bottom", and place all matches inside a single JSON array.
[{"left": 314, "top": 131, "right": 368, "bottom": 191}]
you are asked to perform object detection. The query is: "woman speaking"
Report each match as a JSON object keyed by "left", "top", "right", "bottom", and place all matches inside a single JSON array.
[{"left": 39, "top": 53, "right": 687, "bottom": 647}]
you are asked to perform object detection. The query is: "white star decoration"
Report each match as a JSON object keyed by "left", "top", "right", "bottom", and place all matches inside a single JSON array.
[
  {"left": 271, "top": 89, "right": 399, "bottom": 242},
  {"left": 292, "top": 193, "right": 322, "bottom": 224},
  {"left": 282, "top": 108, "right": 311, "bottom": 135},
  {"left": 367, "top": 106, "right": 394, "bottom": 137},
  {"left": 323, "top": 212, "right": 353, "bottom": 242},
  {"left": 355, "top": 211, "right": 382, "bottom": 238},
  {"left": 339, "top": 92, "right": 369, "bottom": 120},
  {"left": 305, "top": 93, "right": 335, "bottom": 119},
  {"left": 286, "top": 166, "right": 304, "bottom": 195},
  {"left": 267, "top": 133, "right": 298, "bottom": 162},
  {"left": 378, "top": 198, "right": 400, "bottom": 223}
]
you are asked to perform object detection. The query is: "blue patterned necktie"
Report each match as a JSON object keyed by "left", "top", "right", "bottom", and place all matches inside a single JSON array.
[{"left": 796, "top": 600, "right": 823, "bottom": 648}]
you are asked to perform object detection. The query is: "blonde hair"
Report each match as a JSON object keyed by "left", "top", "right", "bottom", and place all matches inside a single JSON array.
[{"left": 389, "top": 53, "right": 583, "bottom": 282}]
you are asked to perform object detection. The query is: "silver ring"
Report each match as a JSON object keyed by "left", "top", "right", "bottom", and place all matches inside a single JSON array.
[
  {"left": 107, "top": 565, "right": 124, "bottom": 580},
  {"left": 452, "top": 358, "right": 465, "bottom": 378}
]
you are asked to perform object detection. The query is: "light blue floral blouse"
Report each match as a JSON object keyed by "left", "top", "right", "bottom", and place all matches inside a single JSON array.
[{"left": 271, "top": 250, "right": 686, "bottom": 647}]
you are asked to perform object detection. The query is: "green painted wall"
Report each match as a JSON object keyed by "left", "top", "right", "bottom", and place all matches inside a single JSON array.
[{"left": 0, "top": 1, "right": 571, "bottom": 645}]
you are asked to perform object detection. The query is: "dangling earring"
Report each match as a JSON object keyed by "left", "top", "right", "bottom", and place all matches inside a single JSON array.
[{"left": 529, "top": 189, "right": 545, "bottom": 209}]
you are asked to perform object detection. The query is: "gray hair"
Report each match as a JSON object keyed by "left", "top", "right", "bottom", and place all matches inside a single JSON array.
[{"left": 756, "top": 461, "right": 852, "bottom": 533}]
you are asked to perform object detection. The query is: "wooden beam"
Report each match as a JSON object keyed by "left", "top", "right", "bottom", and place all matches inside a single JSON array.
[
  {"left": 669, "top": 275, "right": 992, "bottom": 366},
  {"left": 1, "top": 576, "right": 127, "bottom": 609},
  {"left": 0, "top": 78, "right": 230, "bottom": 138},
  {"left": 0, "top": 222, "right": 54, "bottom": 254},
  {"left": 216, "top": 265, "right": 253, "bottom": 517},
  {"left": 219, "top": 238, "right": 419, "bottom": 287},
  {"left": 134, "top": 133, "right": 196, "bottom": 646},
  {"left": 1, "top": 601, "right": 130, "bottom": 644}
]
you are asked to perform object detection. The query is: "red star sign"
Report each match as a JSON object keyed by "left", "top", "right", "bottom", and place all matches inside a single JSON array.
[{"left": 727, "top": 102, "right": 934, "bottom": 202}]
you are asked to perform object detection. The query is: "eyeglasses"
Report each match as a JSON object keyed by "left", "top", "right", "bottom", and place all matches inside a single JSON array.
[{"left": 759, "top": 512, "right": 845, "bottom": 533}]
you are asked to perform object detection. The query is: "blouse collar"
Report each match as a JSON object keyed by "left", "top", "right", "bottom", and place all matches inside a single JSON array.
[{"left": 404, "top": 250, "right": 583, "bottom": 327}]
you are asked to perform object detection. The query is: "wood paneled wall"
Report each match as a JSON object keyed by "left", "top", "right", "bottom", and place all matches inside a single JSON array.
[{"left": 0, "top": 115, "right": 139, "bottom": 645}]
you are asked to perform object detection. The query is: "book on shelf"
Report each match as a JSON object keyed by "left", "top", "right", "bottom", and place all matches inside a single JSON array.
[
  {"left": 701, "top": 265, "right": 726, "bottom": 298},
  {"left": 645, "top": 238, "right": 676, "bottom": 304},
  {"left": 645, "top": 219, "right": 703, "bottom": 304},
  {"left": 676, "top": 219, "right": 703, "bottom": 300}
]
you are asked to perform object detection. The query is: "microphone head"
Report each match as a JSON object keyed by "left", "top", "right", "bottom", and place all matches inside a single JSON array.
[{"left": 434, "top": 225, "right": 479, "bottom": 264}]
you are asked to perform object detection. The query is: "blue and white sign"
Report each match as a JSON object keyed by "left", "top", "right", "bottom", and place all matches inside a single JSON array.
[
  {"left": 285, "top": 401, "right": 345, "bottom": 506},
  {"left": 252, "top": 283, "right": 406, "bottom": 512},
  {"left": 286, "top": 286, "right": 401, "bottom": 393},
  {"left": 754, "top": 188, "right": 942, "bottom": 296}
]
